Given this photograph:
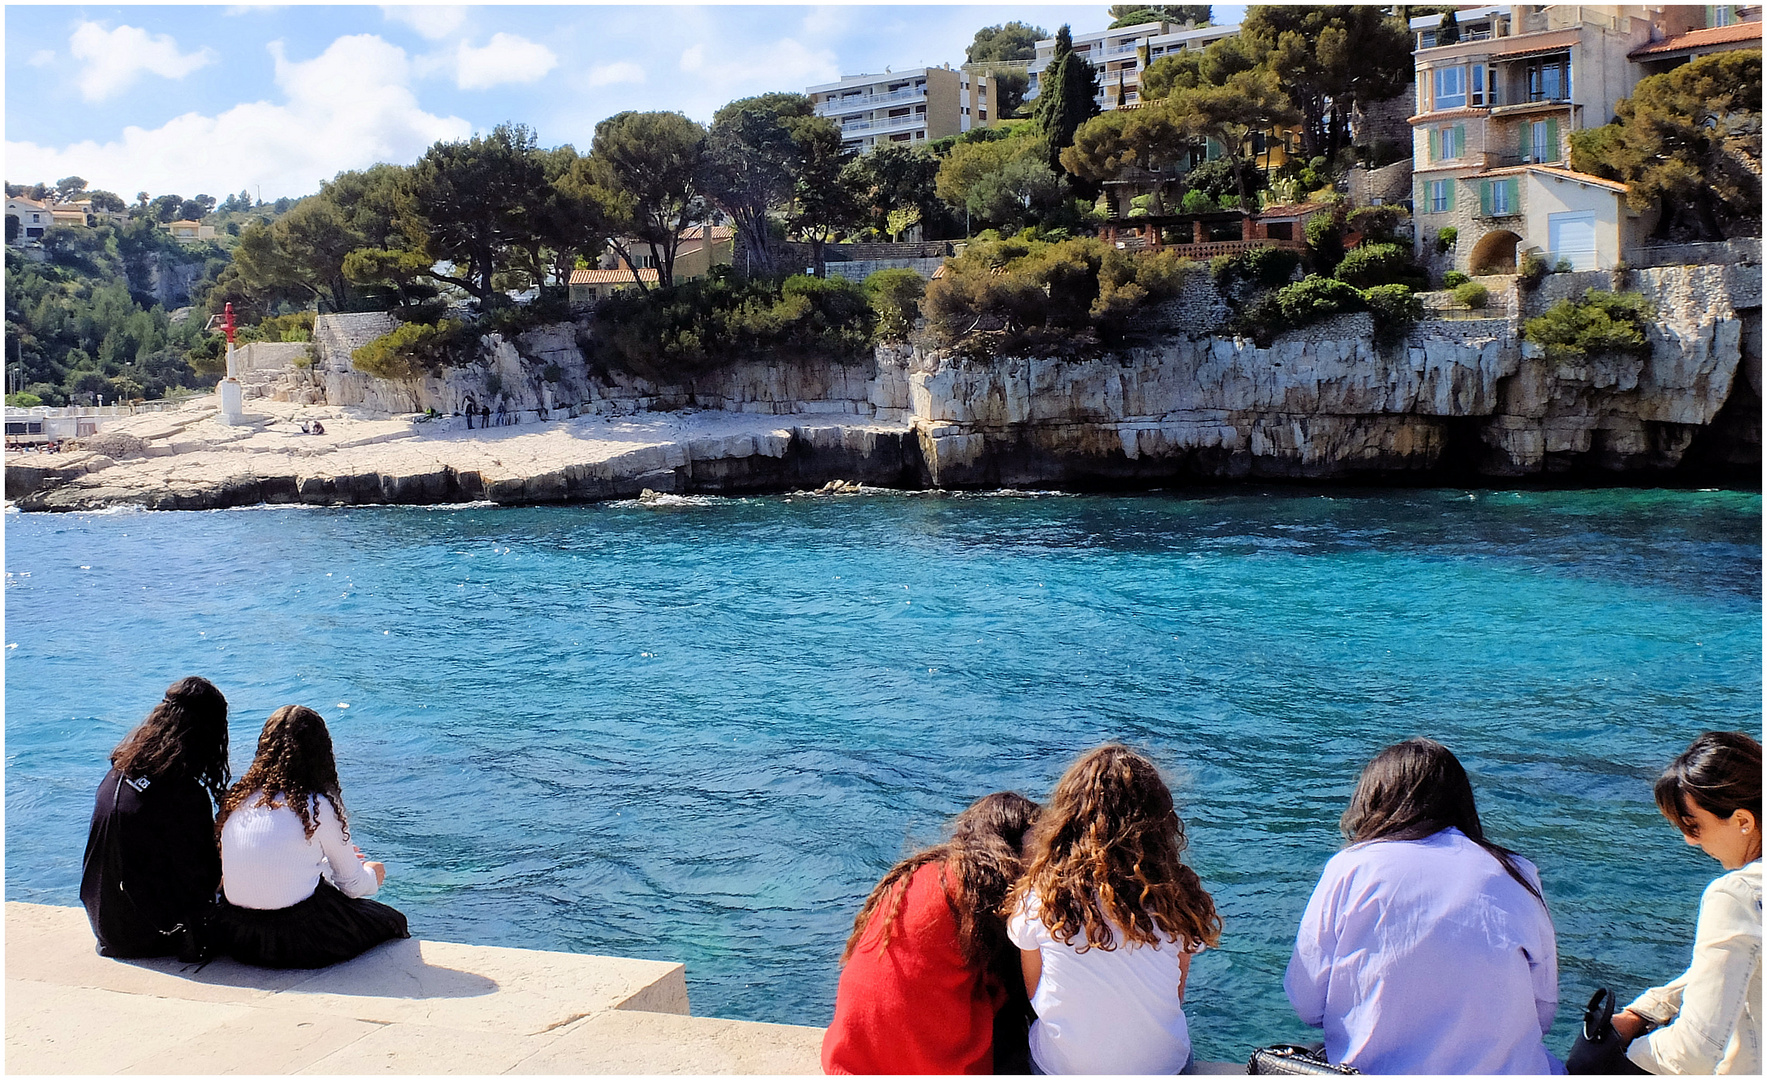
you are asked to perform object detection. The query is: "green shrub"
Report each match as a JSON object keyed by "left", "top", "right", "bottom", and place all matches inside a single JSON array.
[
  {"left": 1363, "top": 284, "right": 1423, "bottom": 342},
  {"left": 1274, "top": 275, "right": 1366, "bottom": 324},
  {"left": 1333, "top": 242, "right": 1429, "bottom": 290},
  {"left": 1181, "top": 189, "right": 1217, "bottom": 214},
  {"left": 1522, "top": 288, "right": 1656, "bottom": 363},
  {"left": 351, "top": 319, "right": 467, "bottom": 380},
  {"left": 1517, "top": 251, "right": 1548, "bottom": 290},
  {"left": 1442, "top": 270, "right": 1471, "bottom": 289},
  {"left": 1346, "top": 205, "right": 1406, "bottom": 244},
  {"left": 1213, "top": 245, "right": 1302, "bottom": 290},
  {"left": 1553, "top": 258, "right": 1575, "bottom": 274},
  {"left": 864, "top": 268, "right": 928, "bottom": 342},
  {"left": 922, "top": 236, "right": 1196, "bottom": 353},
  {"left": 1451, "top": 281, "right": 1490, "bottom": 309},
  {"left": 239, "top": 310, "right": 314, "bottom": 344},
  {"left": 6, "top": 392, "right": 43, "bottom": 408},
  {"left": 1434, "top": 226, "right": 1457, "bottom": 254}
]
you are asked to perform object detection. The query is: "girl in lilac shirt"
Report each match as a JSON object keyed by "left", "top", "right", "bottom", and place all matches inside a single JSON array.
[{"left": 1285, "top": 738, "right": 1561, "bottom": 1074}]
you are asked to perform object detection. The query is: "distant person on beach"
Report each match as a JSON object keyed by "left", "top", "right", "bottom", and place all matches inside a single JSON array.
[
  {"left": 310, "top": 420, "right": 324, "bottom": 436},
  {"left": 823, "top": 791, "right": 1040, "bottom": 1075},
  {"left": 209, "top": 706, "right": 408, "bottom": 968},
  {"left": 1005, "top": 744, "right": 1220, "bottom": 1074},
  {"left": 480, "top": 403, "right": 490, "bottom": 428},
  {"left": 1285, "top": 738, "right": 1560, "bottom": 1073},
  {"left": 81, "top": 676, "right": 230, "bottom": 960},
  {"left": 1595, "top": 732, "right": 1760, "bottom": 1075}
]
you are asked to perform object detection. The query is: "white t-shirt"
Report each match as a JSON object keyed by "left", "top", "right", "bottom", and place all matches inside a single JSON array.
[
  {"left": 220, "top": 791, "right": 380, "bottom": 910},
  {"left": 1006, "top": 890, "right": 1193, "bottom": 1075}
]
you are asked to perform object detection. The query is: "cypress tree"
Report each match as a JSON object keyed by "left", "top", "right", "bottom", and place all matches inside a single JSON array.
[{"left": 1036, "top": 25, "right": 1100, "bottom": 173}]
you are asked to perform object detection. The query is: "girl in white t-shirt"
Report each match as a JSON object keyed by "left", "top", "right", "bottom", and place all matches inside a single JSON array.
[
  {"left": 210, "top": 705, "right": 408, "bottom": 968},
  {"left": 1005, "top": 744, "right": 1221, "bottom": 1074}
]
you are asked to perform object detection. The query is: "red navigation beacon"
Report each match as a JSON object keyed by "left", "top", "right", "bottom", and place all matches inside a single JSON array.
[{"left": 222, "top": 302, "right": 237, "bottom": 346}]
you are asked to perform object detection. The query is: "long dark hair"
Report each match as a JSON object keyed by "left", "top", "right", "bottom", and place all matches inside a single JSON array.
[
  {"left": 1341, "top": 738, "right": 1544, "bottom": 904},
  {"left": 843, "top": 791, "right": 1040, "bottom": 990},
  {"left": 215, "top": 706, "right": 346, "bottom": 841},
  {"left": 1654, "top": 731, "right": 1762, "bottom": 851},
  {"left": 1008, "top": 744, "right": 1222, "bottom": 952},
  {"left": 110, "top": 676, "right": 230, "bottom": 805}
]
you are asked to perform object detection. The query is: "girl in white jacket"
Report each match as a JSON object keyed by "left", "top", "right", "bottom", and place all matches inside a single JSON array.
[{"left": 1613, "top": 731, "right": 1762, "bottom": 1075}]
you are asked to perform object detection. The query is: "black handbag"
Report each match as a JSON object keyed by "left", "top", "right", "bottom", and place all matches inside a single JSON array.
[
  {"left": 1565, "top": 988, "right": 1648, "bottom": 1074},
  {"left": 1248, "top": 1043, "right": 1360, "bottom": 1075}
]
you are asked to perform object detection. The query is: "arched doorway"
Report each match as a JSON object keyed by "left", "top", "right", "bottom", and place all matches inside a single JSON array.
[{"left": 1468, "top": 230, "right": 1521, "bottom": 275}]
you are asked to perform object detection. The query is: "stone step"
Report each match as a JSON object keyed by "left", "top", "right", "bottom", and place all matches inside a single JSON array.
[{"left": 5, "top": 902, "right": 822, "bottom": 1075}]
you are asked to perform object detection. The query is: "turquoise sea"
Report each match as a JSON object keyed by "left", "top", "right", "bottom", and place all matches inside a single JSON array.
[{"left": 5, "top": 488, "right": 1760, "bottom": 1062}]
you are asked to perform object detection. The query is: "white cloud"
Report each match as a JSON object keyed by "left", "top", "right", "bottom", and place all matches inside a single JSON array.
[
  {"left": 677, "top": 37, "right": 839, "bottom": 90},
  {"left": 68, "top": 22, "right": 216, "bottom": 102},
  {"left": 455, "top": 32, "right": 557, "bottom": 90},
  {"left": 585, "top": 62, "right": 647, "bottom": 88},
  {"left": 28, "top": 49, "right": 56, "bottom": 68},
  {"left": 5, "top": 34, "right": 472, "bottom": 200},
  {"left": 382, "top": 5, "right": 467, "bottom": 41}
]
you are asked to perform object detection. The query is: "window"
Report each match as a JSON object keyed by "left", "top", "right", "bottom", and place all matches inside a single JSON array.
[
  {"left": 1521, "top": 118, "right": 1560, "bottom": 162},
  {"left": 1441, "top": 125, "right": 1463, "bottom": 159},
  {"left": 1482, "top": 177, "right": 1519, "bottom": 216},
  {"left": 1434, "top": 66, "right": 1466, "bottom": 109},
  {"left": 1420, "top": 30, "right": 1437, "bottom": 48},
  {"left": 1470, "top": 64, "right": 1490, "bottom": 106},
  {"left": 1428, "top": 179, "right": 1454, "bottom": 214},
  {"left": 1525, "top": 54, "right": 1570, "bottom": 101},
  {"left": 1708, "top": 5, "right": 1735, "bottom": 26}
]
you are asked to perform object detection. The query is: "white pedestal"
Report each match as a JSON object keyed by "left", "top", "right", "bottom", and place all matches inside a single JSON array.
[{"left": 217, "top": 378, "right": 244, "bottom": 426}]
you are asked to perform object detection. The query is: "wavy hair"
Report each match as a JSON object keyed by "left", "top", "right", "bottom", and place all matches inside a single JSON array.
[
  {"left": 110, "top": 676, "right": 230, "bottom": 805},
  {"left": 1341, "top": 738, "right": 1544, "bottom": 904},
  {"left": 1009, "top": 744, "right": 1221, "bottom": 953},
  {"left": 1654, "top": 731, "right": 1762, "bottom": 848},
  {"left": 215, "top": 705, "right": 346, "bottom": 842},
  {"left": 842, "top": 791, "right": 1040, "bottom": 987}
]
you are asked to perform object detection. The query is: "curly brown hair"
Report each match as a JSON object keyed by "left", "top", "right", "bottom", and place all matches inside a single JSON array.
[
  {"left": 842, "top": 791, "right": 1040, "bottom": 988},
  {"left": 215, "top": 705, "right": 346, "bottom": 842},
  {"left": 110, "top": 676, "right": 230, "bottom": 805},
  {"left": 1008, "top": 744, "right": 1220, "bottom": 953}
]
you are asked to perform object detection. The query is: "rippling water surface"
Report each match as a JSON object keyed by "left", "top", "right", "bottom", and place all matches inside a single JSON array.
[{"left": 6, "top": 488, "right": 1760, "bottom": 1061}]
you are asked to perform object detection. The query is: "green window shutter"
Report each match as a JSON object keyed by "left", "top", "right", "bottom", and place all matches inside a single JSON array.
[
  {"left": 1455, "top": 125, "right": 1466, "bottom": 159},
  {"left": 1506, "top": 177, "right": 1520, "bottom": 212},
  {"left": 1446, "top": 180, "right": 1456, "bottom": 211},
  {"left": 1480, "top": 181, "right": 1492, "bottom": 216},
  {"left": 1429, "top": 129, "right": 1439, "bottom": 162},
  {"left": 1544, "top": 118, "right": 1559, "bottom": 162}
]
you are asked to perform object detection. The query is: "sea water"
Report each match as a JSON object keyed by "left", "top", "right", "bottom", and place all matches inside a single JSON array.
[{"left": 5, "top": 487, "right": 1759, "bottom": 1061}]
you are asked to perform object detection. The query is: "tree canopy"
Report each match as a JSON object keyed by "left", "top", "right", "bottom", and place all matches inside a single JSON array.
[
  {"left": 966, "top": 21, "right": 1048, "bottom": 64},
  {"left": 1035, "top": 25, "right": 1101, "bottom": 173},
  {"left": 1569, "top": 49, "right": 1762, "bottom": 241},
  {"left": 1240, "top": 5, "right": 1413, "bottom": 160},
  {"left": 1108, "top": 5, "right": 1211, "bottom": 30},
  {"left": 590, "top": 111, "right": 710, "bottom": 289}
]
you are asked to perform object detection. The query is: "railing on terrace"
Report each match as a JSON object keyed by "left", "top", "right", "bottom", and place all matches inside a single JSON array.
[
  {"left": 836, "top": 113, "right": 924, "bottom": 135},
  {"left": 1110, "top": 237, "right": 1307, "bottom": 258},
  {"left": 5, "top": 401, "right": 183, "bottom": 420},
  {"left": 815, "top": 86, "right": 927, "bottom": 113}
]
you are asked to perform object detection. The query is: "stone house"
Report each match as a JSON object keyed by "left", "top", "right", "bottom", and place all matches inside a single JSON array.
[
  {"left": 598, "top": 225, "right": 734, "bottom": 281},
  {"left": 568, "top": 267, "right": 660, "bottom": 304},
  {"left": 1407, "top": 3, "right": 1762, "bottom": 273},
  {"left": 166, "top": 219, "right": 217, "bottom": 242}
]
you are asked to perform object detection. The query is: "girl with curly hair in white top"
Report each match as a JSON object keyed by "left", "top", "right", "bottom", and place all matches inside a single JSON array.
[{"left": 210, "top": 705, "right": 408, "bottom": 968}]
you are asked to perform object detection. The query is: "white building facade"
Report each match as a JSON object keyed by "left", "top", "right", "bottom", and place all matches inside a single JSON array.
[
  {"left": 1027, "top": 21, "right": 1240, "bottom": 113},
  {"left": 808, "top": 66, "right": 994, "bottom": 154}
]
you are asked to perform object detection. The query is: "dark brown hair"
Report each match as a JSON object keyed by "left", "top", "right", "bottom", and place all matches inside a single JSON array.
[
  {"left": 216, "top": 706, "right": 346, "bottom": 841},
  {"left": 1009, "top": 744, "right": 1221, "bottom": 953},
  {"left": 842, "top": 791, "right": 1040, "bottom": 990},
  {"left": 1654, "top": 731, "right": 1762, "bottom": 843},
  {"left": 1341, "top": 738, "right": 1543, "bottom": 904},
  {"left": 110, "top": 676, "right": 230, "bottom": 805}
]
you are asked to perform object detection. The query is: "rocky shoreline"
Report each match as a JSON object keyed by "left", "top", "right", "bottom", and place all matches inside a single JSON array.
[{"left": 8, "top": 252, "right": 1759, "bottom": 513}]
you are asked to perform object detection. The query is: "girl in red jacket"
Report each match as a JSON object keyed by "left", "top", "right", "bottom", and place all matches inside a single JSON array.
[{"left": 822, "top": 791, "right": 1040, "bottom": 1075}]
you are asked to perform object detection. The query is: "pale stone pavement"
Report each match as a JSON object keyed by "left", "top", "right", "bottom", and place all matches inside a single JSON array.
[{"left": 5, "top": 902, "right": 824, "bottom": 1074}]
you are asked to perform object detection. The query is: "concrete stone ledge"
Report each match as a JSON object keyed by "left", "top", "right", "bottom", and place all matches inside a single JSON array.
[{"left": 5, "top": 903, "right": 822, "bottom": 1075}]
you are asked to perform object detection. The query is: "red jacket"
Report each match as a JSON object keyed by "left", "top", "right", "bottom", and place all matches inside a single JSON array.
[{"left": 822, "top": 861, "right": 1003, "bottom": 1075}]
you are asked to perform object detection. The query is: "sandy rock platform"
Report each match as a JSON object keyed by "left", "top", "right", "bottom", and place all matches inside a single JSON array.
[{"left": 6, "top": 902, "right": 824, "bottom": 1074}]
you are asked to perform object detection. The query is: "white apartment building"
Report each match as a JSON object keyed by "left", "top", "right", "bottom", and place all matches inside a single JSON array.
[
  {"left": 808, "top": 66, "right": 995, "bottom": 154},
  {"left": 1027, "top": 21, "right": 1240, "bottom": 112}
]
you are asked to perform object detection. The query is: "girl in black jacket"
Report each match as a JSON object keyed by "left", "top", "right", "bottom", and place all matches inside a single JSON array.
[{"left": 81, "top": 677, "right": 230, "bottom": 958}]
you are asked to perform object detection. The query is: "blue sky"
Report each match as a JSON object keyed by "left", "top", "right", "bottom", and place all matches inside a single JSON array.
[{"left": 6, "top": 4, "right": 1246, "bottom": 202}]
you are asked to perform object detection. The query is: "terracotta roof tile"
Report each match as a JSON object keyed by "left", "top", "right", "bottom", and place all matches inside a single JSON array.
[
  {"left": 1630, "top": 21, "right": 1762, "bottom": 57},
  {"left": 569, "top": 268, "right": 659, "bottom": 285}
]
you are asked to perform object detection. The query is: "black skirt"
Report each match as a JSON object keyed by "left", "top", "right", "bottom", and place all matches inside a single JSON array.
[{"left": 211, "top": 878, "right": 409, "bottom": 968}]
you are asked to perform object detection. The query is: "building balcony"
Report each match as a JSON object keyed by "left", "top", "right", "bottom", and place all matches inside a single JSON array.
[
  {"left": 815, "top": 87, "right": 927, "bottom": 113},
  {"left": 835, "top": 113, "right": 925, "bottom": 135}
]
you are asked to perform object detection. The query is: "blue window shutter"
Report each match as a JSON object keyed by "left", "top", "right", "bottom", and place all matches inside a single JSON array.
[{"left": 1480, "top": 181, "right": 1492, "bottom": 216}]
